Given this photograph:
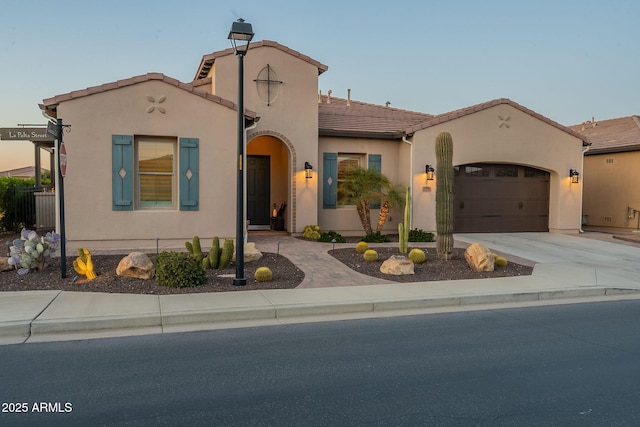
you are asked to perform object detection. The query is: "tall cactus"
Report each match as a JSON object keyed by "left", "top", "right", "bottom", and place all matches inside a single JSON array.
[
  {"left": 398, "top": 186, "right": 410, "bottom": 254},
  {"left": 435, "top": 131, "right": 454, "bottom": 260}
]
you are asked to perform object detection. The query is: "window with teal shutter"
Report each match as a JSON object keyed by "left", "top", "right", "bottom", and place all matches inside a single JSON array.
[
  {"left": 179, "top": 138, "right": 199, "bottom": 211},
  {"left": 323, "top": 153, "right": 337, "bottom": 209},
  {"left": 368, "top": 154, "right": 382, "bottom": 209},
  {"left": 112, "top": 135, "right": 134, "bottom": 211}
]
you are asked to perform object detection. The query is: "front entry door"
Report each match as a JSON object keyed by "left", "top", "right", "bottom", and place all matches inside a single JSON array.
[{"left": 247, "top": 156, "right": 270, "bottom": 227}]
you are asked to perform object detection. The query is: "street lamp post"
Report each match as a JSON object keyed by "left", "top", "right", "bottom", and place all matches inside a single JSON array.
[{"left": 228, "top": 18, "right": 254, "bottom": 286}]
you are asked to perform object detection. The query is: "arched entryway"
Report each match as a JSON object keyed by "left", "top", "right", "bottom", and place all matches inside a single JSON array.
[
  {"left": 454, "top": 163, "right": 550, "bottom": 232},
  {"left": 246, "top": 133, "right": 292, "bottom": 231}
]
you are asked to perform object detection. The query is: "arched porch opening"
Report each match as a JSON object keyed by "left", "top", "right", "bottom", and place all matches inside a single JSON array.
[{"left": 246, "top": 131, "right": 295, "bottom": 232}]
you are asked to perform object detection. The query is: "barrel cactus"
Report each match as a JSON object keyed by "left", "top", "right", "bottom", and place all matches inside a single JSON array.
[
  {"left": 355, "top": 241, "right": 369, "bottom": 254},
  {"left": 494, "top": 256, "right": 508, "bottom": 268},
  {"left": 363, "top": 249, "right": 378, "bottom": 262},
  {"left": 408, "top": 248, "right": 426, "bottom": 264},
  {"left": 435, "top": 131, "right": 454, "bottom": 260},
  {"left": 254, "top": 266, "right": 273, "bottom": 282}
]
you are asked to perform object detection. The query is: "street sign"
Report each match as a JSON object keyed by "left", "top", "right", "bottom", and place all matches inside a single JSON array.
[
  {"left": 0, "top": 127, "right": 54, "bottom": 141},
  {"left": 59, "top": 142, "right": 67, "bottom": 177},
  {"left": 47, "top": 121, "right": 58, "bottom": 139}
]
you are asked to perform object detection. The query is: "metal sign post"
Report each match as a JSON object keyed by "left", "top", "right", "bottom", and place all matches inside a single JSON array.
[{"left": 52, "top": 119, "right": 68, "bottom": 278}]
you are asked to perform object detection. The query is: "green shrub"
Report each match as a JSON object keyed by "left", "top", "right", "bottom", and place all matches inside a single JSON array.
[
  {"left": 155, "top": 251, "right": 207, "bottom": 288},
  {"left": 317, "top": 231, "right": 346, "bottom": 243},
  {"left": 355, "top": 241, "right": 369, "bottom": 254},
  {"left": 361, "top": 231, "right": 390, "bottom": 243},
  {"left": 408, "top": 248, "right": 426, "bottom": 264},
  {"left": 408, "top": 228, "right": 435, "bottom": 242},
  {"left": 363, "top": 249, "right": 378, "bottom": 262}
]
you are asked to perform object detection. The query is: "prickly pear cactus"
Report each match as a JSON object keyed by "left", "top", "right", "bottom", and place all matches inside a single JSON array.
[{"left": 7, "top": 228, "right": 61, "bottom": 275}]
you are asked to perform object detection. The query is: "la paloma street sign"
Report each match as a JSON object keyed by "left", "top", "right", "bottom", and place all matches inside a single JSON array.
[{"left": 0, "top": 127, "right": 54, "bottom": 142}]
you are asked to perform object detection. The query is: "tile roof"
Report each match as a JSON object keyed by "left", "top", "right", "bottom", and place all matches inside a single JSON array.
[
  {"left": 569, "top": 116, "right": 640, "bottom": 154},
  {"left": 40, "top": 73, "right": 256, "bottom": 119},
  {"left": 195, "top": 40, "right": 329, "bottom": 80},
  {"left": 0, "top": 166, "right": 48, "bottom": 178},
  {"left": 405, "top": 98, "right": 589, "bottom": 144},
  {"left": 318, "top": 94, "right": 433, "bottom": 139}
]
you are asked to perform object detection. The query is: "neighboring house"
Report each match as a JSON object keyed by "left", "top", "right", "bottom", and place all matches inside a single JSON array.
[
  {"left": 0, "top": 166, "right": 48, "bottom": 179},
  {"left": 40, "top": 40, "right": 587, "bottom": 251},
  {"left": 570, "top": 116, "right": 640, "bottom": 230}
]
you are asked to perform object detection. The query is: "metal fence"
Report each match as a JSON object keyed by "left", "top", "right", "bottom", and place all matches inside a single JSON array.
[{"left": 3, "top": 186, "right": 55, "bottom": 232}]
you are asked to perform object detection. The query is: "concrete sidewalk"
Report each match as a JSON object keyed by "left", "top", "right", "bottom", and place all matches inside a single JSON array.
[{"left": 1, "top": 232, "right": 640, "bottom": 345}]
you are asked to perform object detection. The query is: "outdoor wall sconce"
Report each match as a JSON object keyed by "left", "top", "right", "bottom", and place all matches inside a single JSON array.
[
  {"left": 569, "top": 169, "right": 580, "bottom": 184},
  {"left": 425, "top": 164, "right": 435, "bottom": 181},
  {"left": 305, "top": 161, "right": 313, "bottom": 179}
]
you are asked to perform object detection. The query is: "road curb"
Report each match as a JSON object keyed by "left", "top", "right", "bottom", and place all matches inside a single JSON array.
[{"left": 4, "top": 287, "right": 638, "bottom": 342}]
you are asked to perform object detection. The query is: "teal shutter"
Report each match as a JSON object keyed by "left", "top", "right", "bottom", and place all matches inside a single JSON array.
[
  {"left": 368, "top": 154, "right": 382, "bottom": 209},
  {"left": 323, "top": 153, "right": 337, "bottom": 209},
  {"left": 179, "top": 138, "right": 199, "bottom": 211},
  {"left": 112, "top": 135, "right": 133, "bottom": 211}
]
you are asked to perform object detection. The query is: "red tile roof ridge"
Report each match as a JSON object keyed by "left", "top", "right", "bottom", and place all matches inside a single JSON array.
[
  {"left": 40, "top": 73, "right": 256, "bottom": 119},
  {"left": 404, "top": 98, "right": 589, "bottom": 144},
  {"left": 195, "top": 40, "right": 328, "bottom": 80}
]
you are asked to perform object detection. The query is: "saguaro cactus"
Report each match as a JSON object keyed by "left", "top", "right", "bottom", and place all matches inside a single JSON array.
[{"left": 435, "top": 131, "right": 454, "bottom": 260}]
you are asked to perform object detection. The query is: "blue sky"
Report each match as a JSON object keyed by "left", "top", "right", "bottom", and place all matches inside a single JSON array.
[{"left": 1, "top": 0, "right": 638, "bottom": 170}]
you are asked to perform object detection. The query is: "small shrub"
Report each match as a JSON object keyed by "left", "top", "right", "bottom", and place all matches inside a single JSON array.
[
  {"left": 317, "top": 230, "right": 346, "bottom": 243},
  {"left": 355, "top": 241, "right": 369, "bottom": 254},
  {"left": 361, "top": 231, "right": 390, "bottom": 243},
  {"left": 363, "top": 249, "right": 378, "bottom": 262},
  {"left": 408, "top": 248, "right": 426, "bottom": 264},
  {"left": 408, "top": 228, "right": 435, "bottom": 242},
  {"left": 254, "top": 266, "right": 273, "bottom": 282},
  {"left": 155, "top": 251, "right": 207, "bottom": 288}
]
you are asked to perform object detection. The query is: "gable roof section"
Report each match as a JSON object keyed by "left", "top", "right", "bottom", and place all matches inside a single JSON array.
[
  {"left": 569, "top": 116, "right": 640, "bottom": 154},
  {"left": 319, "top": 95, "right": 433, "bottom": 139},
  {"left": 40, "top": 73, "right": 256, "bottom": 119},
  {"left": 405, "top": 98, "right": 589, "bottom": 145},
  {"left": 195, "top": 40, "right": 329, "bottom": 80}
]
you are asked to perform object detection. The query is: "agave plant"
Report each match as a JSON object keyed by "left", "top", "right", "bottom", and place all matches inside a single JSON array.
[{"left": 7, "top": 228, "right": 61, "bottom": 275}]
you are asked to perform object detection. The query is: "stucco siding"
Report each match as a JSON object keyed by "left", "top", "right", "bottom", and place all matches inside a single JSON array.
[
  {"left": 583, "top": 151, "right": 640, "bottom": 229},
  {"left": 57, "top": 80, "right": 239, "bottom": 251},
  {"left": 410, "top": 104, "right": 584, "bottom": 234}
]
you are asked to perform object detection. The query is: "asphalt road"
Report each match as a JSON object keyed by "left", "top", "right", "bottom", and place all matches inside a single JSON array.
[{"left": 2, "top": 299, "right": 640, "bottom": 426}]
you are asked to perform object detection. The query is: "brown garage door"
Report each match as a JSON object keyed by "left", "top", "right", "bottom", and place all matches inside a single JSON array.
[{"left": 454, "top": 164, "right": 549, "bottom": 232}]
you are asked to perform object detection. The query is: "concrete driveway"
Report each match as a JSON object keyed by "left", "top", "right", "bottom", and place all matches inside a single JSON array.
[{"left": 455, "top": 232, "right": 640, "bottom": 289}]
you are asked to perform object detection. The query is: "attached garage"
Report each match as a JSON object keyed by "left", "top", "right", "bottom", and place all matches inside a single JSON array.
[{"left": 454, "top": 163, "right": 550, "bottom": 232}]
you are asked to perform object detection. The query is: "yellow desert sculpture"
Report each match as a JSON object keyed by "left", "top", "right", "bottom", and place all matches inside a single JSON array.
[{"left": 73, "top": 248, "right": 97, "bottom": 280}]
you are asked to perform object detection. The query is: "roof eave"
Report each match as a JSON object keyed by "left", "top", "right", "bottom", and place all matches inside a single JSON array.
[{"left": 319, "top": 128, "right": 405, "bottom": 140}]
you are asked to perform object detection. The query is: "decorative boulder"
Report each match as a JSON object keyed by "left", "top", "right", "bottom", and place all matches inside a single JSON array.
[
  {"left": 0, "top": 257, "right": 13, "bottom": 272},
  {"left": 232, "top": 242, "right": 263, "bottom": 263},
  {"left": 116, "top": 252, "right": 155, "bottom": 279},
  {"left": 464, "top": 243, "right": 495, "bottom": 272},
  {"left": 380, "top": 255, "right": 415, "bottom": 275}
]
